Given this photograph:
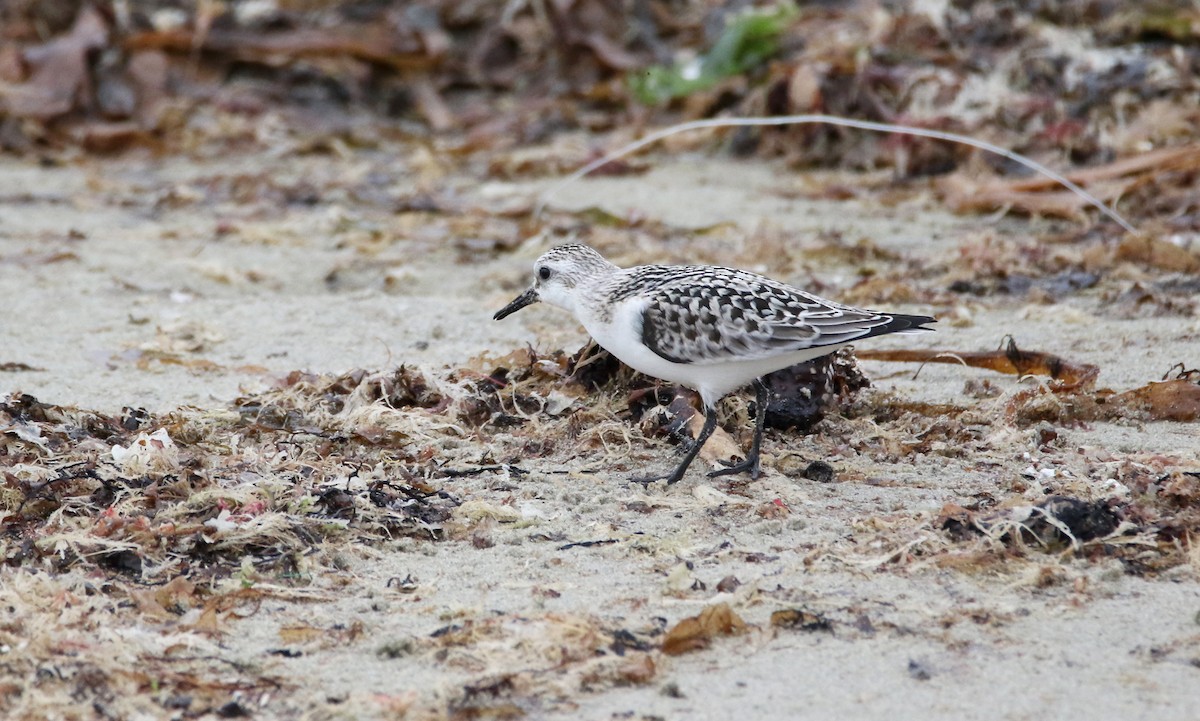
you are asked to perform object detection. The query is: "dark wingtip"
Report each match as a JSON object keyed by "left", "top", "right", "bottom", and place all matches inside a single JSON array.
[
  {"left": 861, "top": 313, "right": 937, "bottom": 340},
  {"left": 899, "top": 314, "right": 938, "bottom": 332}
]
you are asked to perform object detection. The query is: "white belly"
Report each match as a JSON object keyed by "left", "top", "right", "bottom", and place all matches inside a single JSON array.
[{"left": 581, "top": 297, "right": 845, "bottom": 408}]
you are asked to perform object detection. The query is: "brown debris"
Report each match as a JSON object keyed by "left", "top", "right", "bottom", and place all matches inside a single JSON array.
[
  {"left": 2, "top": 5, "right": 109, "bottom": 120},
  {"left": 75, "top": 120, "right": 151, "bottom": 153},
  {"left": 661, "top": 603, "right": 748, "bottom": 656},
  {"left": 670, "top": 393, "right": 744, "bottom": 468},
  {"left": 858, "top": 341, "right": 1200, "bottom": 427},
  {"left": 763, "top": 348, "right": 870, "bottom": 431},
  {"left": 939, "top": 145, "right": 1200, "bottom": 221},
  {"left": 1115, "top": 379, "right": 1200, "bottom": 423},
  {"left": 770, "top": 608, "right": 832, "bottom": 632},
  {"left": 1009, "top": 145, "right": 1200, "bottom": 193},
  {"left": 6, "top": 4, "right": 1200, "bottom": 719},
  {"left": 123, "top": 24, "right": 438, "bottom": 73},
  {"left": 856, "top": 337, "right": 1100, "bottom": 390},
  {"left": 1105, "top": 280, "right": 1200, "bottom": 319},
  {"left": 0, "top": 362, "right": 43, "bottom": 372},
  {"left": 940, "top": 496, "right": 1122, "bottom": 551},
  {"left": 2, "top": 327, "right": 1199, "bottom": 717},
  {"left": 1113, "top": 234, "right": 1200, "bottom": 274},
  {"left": 0, "top": 0, "right": 1189, "bottom": 244}
]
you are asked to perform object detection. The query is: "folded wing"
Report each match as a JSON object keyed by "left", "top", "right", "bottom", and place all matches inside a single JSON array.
[{"left": 639, "top": 270, "right": 934, "bottom": 365}]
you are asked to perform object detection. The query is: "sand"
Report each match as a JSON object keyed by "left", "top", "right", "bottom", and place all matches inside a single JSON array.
[{"left": 2, "top": 149, "right": 1198, "bottom": 720}]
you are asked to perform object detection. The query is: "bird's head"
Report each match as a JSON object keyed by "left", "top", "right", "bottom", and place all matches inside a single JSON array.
[{"left": 493, "top": 244, "right": 615, "bottom": 320}]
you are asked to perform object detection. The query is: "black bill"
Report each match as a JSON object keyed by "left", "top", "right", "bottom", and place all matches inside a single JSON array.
[{"left": 493, "top": 288, "right": 539, "bottom": 320}]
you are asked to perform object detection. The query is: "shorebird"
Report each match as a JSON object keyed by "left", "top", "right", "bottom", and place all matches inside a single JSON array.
[{"left": 494, "top": 244, "right": 935, "bottom": 484}]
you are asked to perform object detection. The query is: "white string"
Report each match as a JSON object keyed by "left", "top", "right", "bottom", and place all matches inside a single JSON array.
[{"left": 535, "top": 114, "right": 1138, "bottom": 234}]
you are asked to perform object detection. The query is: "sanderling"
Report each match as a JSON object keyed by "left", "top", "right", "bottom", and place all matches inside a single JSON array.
[{"left": 494, "top": 244, "right": 935, "bottom": 484}]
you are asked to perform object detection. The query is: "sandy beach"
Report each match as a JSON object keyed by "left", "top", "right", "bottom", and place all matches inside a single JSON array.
[{"left": 3, "top": 145, "right": 1199, "bottom": 719}]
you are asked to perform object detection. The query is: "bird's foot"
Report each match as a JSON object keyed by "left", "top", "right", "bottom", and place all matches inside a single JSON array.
[
  {"left": 707, "top": 454, "right": 761, "bottom": 480},
  {"left": 632, "top": 404, "right": 718, "bottom": 487}
]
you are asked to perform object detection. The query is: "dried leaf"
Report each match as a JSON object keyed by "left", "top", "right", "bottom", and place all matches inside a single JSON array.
[
  {"left": 1000, "top": 145, "right": 1200, "bottom": 192},
  {"left": 76, "top": 120, "right": 149, "bottom": 153},
  {"left": 187, "top": 603, "right": 223, "bottom": 635},
  {"left": 661, "top": 602, "right": 747, "bottom": 656},
  {"left": 938, "top": 177, "right": 1120, "bottom": 221},
  {"left": 770, "top": 608, "right": 832, "bottom": 632},
  {"left": 689, "top": 411, "right": 744, "bottom": 468},
  {"left": 661, "top": 394, "right": 744, "bottom": 467},
  {"left": 0, "top": 362, "right": 43, "bottom": 372},
  {"left": 937, "top": 145, "right": 1200, "bottom": 220},
  {"left": 615, "top": 653, "right": 657, "bottom": 684},
  {"left": 1115, "top": 380, "right": 1200, "bottom": 422},
  {"left": 1, "top": 5, "right": 109, "bottom": 119},
  {"left": 123, "top": 25, "right": 434, "bottom": 71},
  {"left": 1114, "top": 234, "right": 1200, "bottom": 273}
]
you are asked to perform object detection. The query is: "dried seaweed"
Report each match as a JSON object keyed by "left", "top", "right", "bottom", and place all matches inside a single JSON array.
[
  {"left": 1, "top": 339, "right": 864, "bottom": 577},
  {"left": 763, "top": 348, "right": 870, "bottom": 431},
  {"left": 940, "top": 496, "right": 1122, "bottom": 551},
  {"left": 3, "top": 327, "right": 1200, "bottom": 719},
  {"left": 859, "top": 341, "right": 1200, "bottom": 426},
  {"left": 856, "top": 337, "right": 1100, "bottom": 390},
  {"left": 3, "top": 0, "right": 1197, "bottom": 227},
  {"left": 4, "top": 3, "right": 1200, "bottom": 719},
  {"left": 938, "top": 145, "right": 1200, "bottom": 222},
  {"left": 1115, "top": 377, "right": 1200, "bottom": 423},
  {"left": 2, "top": 379, "right": 470, "bottom": 576}
]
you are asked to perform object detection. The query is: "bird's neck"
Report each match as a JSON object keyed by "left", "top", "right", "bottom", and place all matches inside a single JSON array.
[{"left": 571, "top": 270, "right": 624, "bottom": 326}]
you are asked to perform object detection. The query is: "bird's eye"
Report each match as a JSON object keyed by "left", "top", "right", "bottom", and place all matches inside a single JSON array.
[{"left": 538, "top": 266, "right": 552, "bottom": 281}]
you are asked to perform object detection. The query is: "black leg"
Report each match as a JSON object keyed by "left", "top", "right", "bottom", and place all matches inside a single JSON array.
[
  {"left": 708, "top": 380, "right": 768, "bottom": 480},
  {"left": 633, "top": 405, "right": 720, "bottom": 486}
]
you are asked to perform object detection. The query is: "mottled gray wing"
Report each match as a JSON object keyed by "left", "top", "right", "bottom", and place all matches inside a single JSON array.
[{"left": 640, "top": 272, "right": 913, "bottom": 365}]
